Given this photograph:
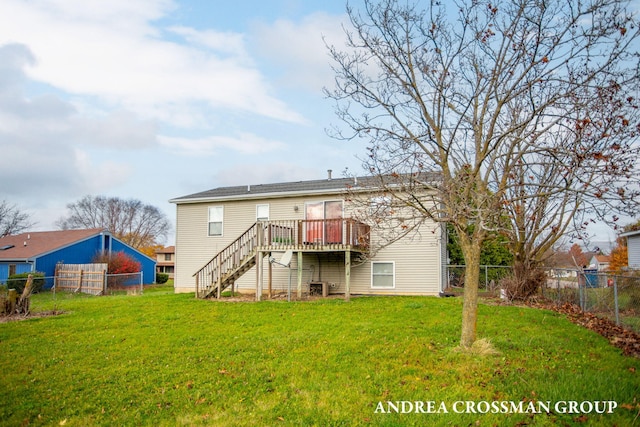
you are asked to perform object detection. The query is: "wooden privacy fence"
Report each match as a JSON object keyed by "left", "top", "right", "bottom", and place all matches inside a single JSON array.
[{"left": 55, "top": 263, "right": 107, "bottom": 295}]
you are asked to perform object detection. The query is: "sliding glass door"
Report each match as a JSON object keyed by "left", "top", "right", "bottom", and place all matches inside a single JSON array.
[{"left": 305, "top": 200, "right": 343, "bottom": 244}]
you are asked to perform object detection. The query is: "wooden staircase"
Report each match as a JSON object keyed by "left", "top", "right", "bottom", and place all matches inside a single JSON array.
[{"left": 193, "top": 223, "right": 264, "bottom": 298}]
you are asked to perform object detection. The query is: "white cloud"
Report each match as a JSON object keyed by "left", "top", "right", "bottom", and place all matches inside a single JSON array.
[
  {"left": 251, "top": 12, "right": 348, "bottom": 91},
  {"left": 0, "top": 43, "right": 153, "bottom": 200},
  {"left": 212, "top": 162, "right": 322, "bottom": 187},
  {"left": 0, "top": 0, "right": 306, "bottom": 126},
  {"left": 158, "top": 132, "right": 287, "bottom": 156},
  {"left": 168, "top": 26, "right": 249, "bottom": 59}
]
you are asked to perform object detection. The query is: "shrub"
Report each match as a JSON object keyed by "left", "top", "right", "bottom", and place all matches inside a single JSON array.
[
  {"left": 500, "top": 266, "right": 547, "bottom": 301},
  {"left": 6, "top": 272, "right": 45, "bottom": 294},
  {"left": 93, "top": 251, "right": 141, "bottom": 290},
  {"left": 93, "top": 251, "right": 141, "bottom": 274},
  {"left": 156, "top": 273, "right": 169, "bottom": 284}
]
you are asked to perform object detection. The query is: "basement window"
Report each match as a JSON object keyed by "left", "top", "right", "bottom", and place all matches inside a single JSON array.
[{"left": 371, "top": 261, "right": 395, "bottom": 289}]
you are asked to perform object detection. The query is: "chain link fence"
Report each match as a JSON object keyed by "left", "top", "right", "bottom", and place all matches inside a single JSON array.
[
  {"left": 446, "top": 265, "right": 513, "bottom": 292},
  {"left": 1, "top": 272, "right": 144, "bottom": 296},
  {"left": 445, "top": 265, "right": 640, "bottom": 334},
  {"left": 542, "top": 269, "right": 640, "bottom": 334}
]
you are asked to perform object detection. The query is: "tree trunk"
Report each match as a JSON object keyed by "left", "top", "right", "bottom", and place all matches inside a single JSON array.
[{"left": 459, "top": 237, "right": 482, "bottom": 348}]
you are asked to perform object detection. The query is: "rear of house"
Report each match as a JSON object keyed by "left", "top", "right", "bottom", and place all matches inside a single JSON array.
[{"left": 170, "top": 175, "right": 446, "bottom": 297}]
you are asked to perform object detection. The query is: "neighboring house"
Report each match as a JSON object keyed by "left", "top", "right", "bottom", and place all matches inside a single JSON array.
[
  {"left": 0, "top": 228, "right": 157, "bottom": 286},
  {"left": 589, "top": 254, "right": 611, "bottom": 271},
  {"left": 620, "top": 229, "right": 640, "bottom": 269},
  {"left": 170, "top": 174, "right": 446, "bottom": 298},
  {"left": 155, "top": 246, "right": 175, "bottom": 279}
]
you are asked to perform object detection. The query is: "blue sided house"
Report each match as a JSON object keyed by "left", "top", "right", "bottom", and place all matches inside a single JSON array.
[{"left": 0, "top": 228, "right": 156, "bottom": 287}]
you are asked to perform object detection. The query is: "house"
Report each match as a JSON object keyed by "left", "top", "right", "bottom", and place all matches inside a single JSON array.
[
  {"left": 170, "top": 174, "right": 446, "bottom": 299},
  {"left": 589, "top": 254, "right": 611, "bottom": 271},
  {"left": 620, "top": 229, "right": 640, "bottom": 269},
  {"left": 0, "top": 228, "right": 157, "bottom": 286},
  {"left": 155, "top": 246, "right": 175, "bottom": 278}
]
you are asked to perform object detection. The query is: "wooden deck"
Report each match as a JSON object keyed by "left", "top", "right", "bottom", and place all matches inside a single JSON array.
[
  {"left": 259, "top": 219, "right": 370, "bottom": 252},
  {"left": 194, "top": 219, "right": 370, "bottom": 300}
]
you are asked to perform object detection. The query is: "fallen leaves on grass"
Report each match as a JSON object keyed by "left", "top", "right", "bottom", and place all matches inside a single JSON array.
[{"left": 530, "top": 302, "right": 640, "bottom": 358}]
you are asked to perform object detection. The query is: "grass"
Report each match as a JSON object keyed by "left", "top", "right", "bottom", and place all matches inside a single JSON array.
[{"left": 1, "top": 285, "right": 639, "bottom": 426}]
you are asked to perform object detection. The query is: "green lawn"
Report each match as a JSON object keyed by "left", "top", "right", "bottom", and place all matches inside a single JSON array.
[{"left": 1, "top": 285, "right": 638, "bottom": 426}]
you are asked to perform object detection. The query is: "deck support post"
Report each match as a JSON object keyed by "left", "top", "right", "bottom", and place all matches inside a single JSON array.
[
  {"left": 297, "top": 251, "right": 303, "bottom": 299},
  {"left": 217, "top": 256, "right": 222, "bottom": 299},
  {"left": 345, "top": 249, "right": 351, "bottom": 301},
  {"left": 268, "top": 253, "right": 272, "bottom": 299},
  {"left": 256, "top": 250, "right": 263, "bottom": 301}
]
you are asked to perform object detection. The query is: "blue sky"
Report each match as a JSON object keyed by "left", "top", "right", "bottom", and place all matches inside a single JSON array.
[{"left": 0, "top": 0, "right": 366, "bottom": 244}]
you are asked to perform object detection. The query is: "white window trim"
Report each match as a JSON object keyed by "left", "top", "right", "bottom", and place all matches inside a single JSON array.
[
  {"left": 370, "top": 195, "right": 392, "bottom": 216},
  {"left": 256, "top": 204, "right": 270, "bottom": 221},
  {"left": 371, "top": 261, "right": 395, "bottom": 289},
  {"left": 208, "top": 206, "right": 224, "bottom": 237}
]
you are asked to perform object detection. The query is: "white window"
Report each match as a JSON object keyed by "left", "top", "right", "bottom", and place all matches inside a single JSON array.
[
  {"left": 370, "top": 195, "right": 392, "bottom": 216},
  {"left": 256, "top": 204, "right": 270, "bottom": 221},
  {"left": 371, "top": 261, "right": 395, "bottom": 288},
  {"left": 208, "top": 206, "right": 223, "bottom": 236}
]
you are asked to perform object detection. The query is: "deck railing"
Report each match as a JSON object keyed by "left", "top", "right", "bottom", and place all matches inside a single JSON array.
[
  {"left": 262, "top": 218, "right": 370, "bottom": 250},
  {"left": 194, "top": 223, "right": 260, "bottom": 297},
  {"left": 193, "top": 219, "right": 370, "bottom": 297}
]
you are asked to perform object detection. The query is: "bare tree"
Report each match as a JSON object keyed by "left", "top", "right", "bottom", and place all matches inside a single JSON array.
[
  {"left": 326, "top": 0, "right": 640, "bottom": 347},
  {"left": 0, "top": 200, "right": 33, "bottom": 237},
  {"left": 57, "top": 195, "right": 171, "bottom": 249}
]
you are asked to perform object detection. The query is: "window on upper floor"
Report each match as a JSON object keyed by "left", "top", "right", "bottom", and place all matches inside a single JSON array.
[
  {"left": 256, "top": 204, "right": 270, "bottom": 221},
  {"left": 208, "top": 206, "right": 224, "bottom": 236}
]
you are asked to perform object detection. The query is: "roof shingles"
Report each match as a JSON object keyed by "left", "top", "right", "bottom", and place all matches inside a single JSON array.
[{"left": 0, "top": 229, "right": 105, "bottom": 260}]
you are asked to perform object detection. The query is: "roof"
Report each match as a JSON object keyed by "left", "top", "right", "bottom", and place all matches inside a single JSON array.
[
  {"left": 156, "top": 246, "right": 175, "bottom": 254},
  {"left": 620, "top": 229, "right": 640, "bottom": 238},
  {"left": 170, "top": 177, "right": 362, "bottom": 203},
  {"left": 0, "top": 229, "right": 105, "bottom": 260},
  {"left": 592, "top": 255, "right": 611, "bottom": 263},
  {"left": 170, "top": 173, "right": 440, "bottom": 204}
]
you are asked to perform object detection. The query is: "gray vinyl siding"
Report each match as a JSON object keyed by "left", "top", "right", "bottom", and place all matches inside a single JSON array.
[
  {"left": 174, "top": 192, "right": 443, "bottom": 295},
  {"left": 628, "top": 235, "right": 640, "bottom": 269},
  {"left": 174, "top": 196, "right": 306, "bottom": 293}
]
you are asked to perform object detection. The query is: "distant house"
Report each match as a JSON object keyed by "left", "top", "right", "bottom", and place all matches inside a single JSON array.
[
  {"left": 589, "top": 254, "right": 611, "bottom": 271},
  {"left": 155, "top": 246, "right": 175, "bottom": 279},
  {"left": 170, "top": 174, "right": 446, "bottom": 299},
  {"left": 0, "top": 229, "right": 156, "bottom": 286},
  {"left": 620, "top": 229, "right": 640, "bottom": 269}
]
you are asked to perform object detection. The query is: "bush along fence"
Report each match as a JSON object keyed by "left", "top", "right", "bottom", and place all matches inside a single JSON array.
[{"left": 543, "top": 269, "right": 640, "bottom": 334}]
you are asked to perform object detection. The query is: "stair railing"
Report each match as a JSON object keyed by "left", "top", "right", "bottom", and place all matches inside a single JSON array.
[{"left": 194, "top": 223, "right": 261, "bottom": 297}]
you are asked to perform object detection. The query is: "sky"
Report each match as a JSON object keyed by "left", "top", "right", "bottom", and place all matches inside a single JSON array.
[
  {"left": 0, "top": 0, "right": 370, "bottom": 244},
  {"left": 0, "top": 0, "right": 626, "bottom": 250}
]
